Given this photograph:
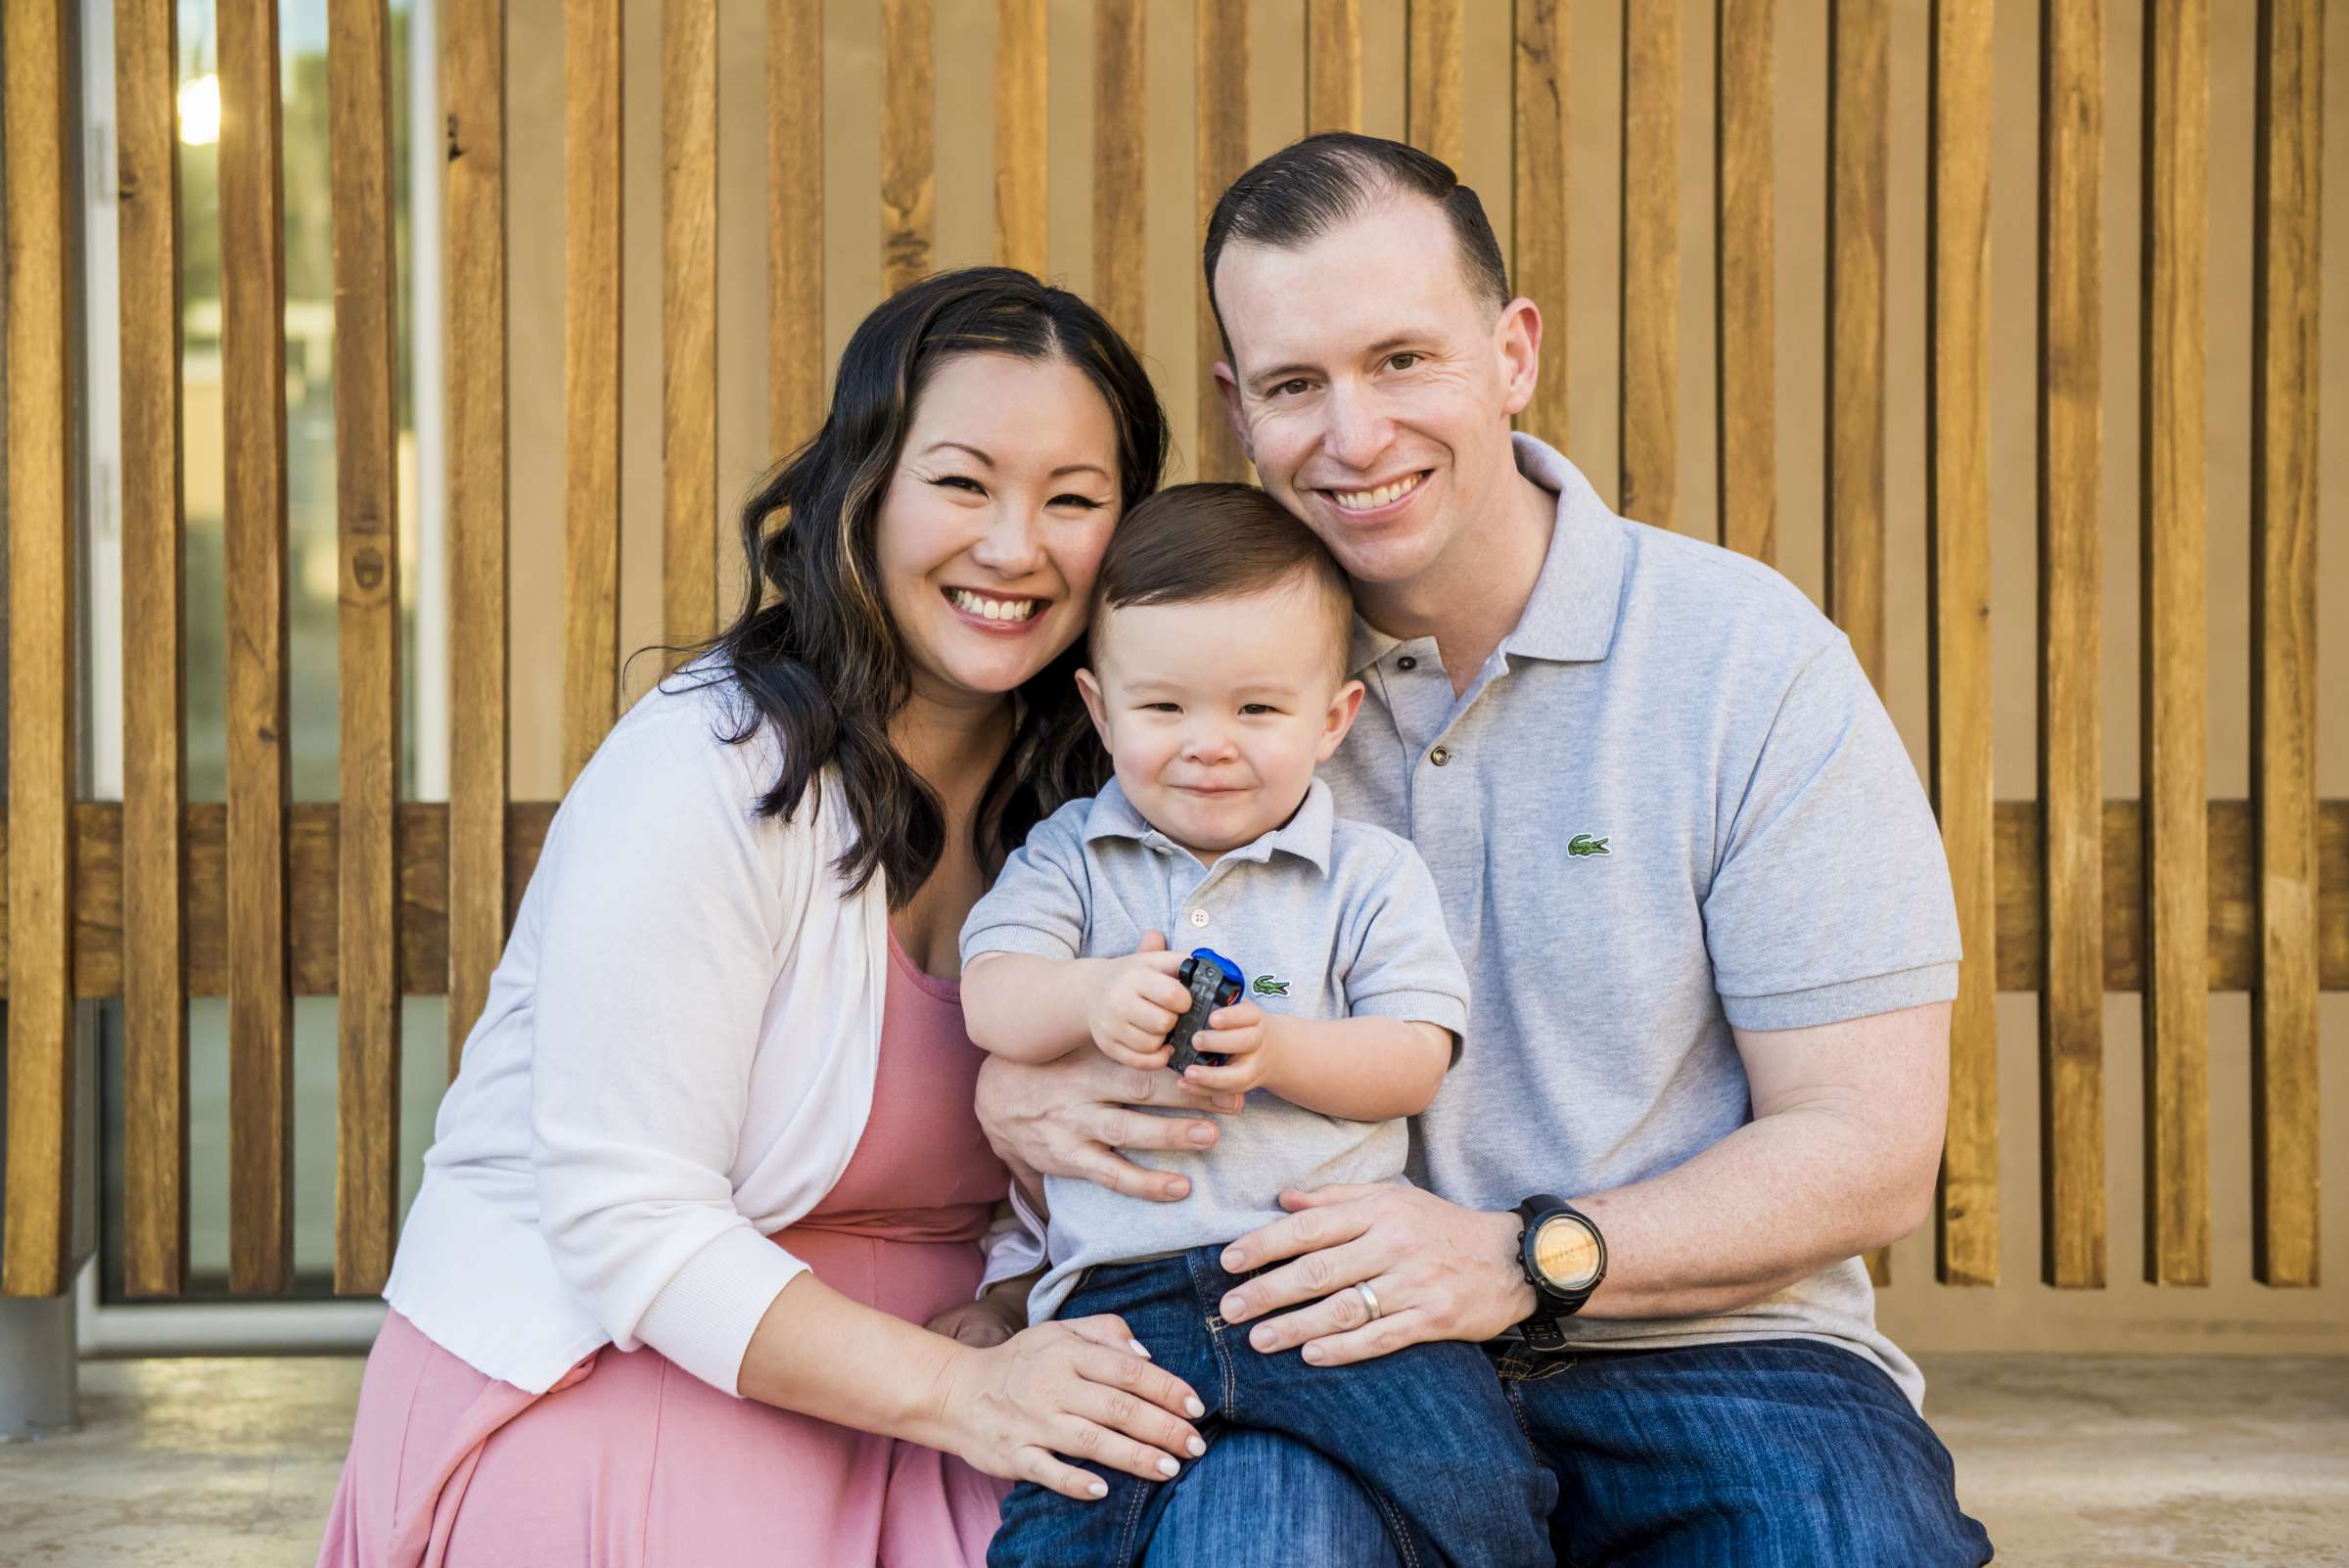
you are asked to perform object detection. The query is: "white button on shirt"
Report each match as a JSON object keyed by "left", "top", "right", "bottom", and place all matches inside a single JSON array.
[{"left": 1188, "top": 908, "right": 1210, "bottom": 928}]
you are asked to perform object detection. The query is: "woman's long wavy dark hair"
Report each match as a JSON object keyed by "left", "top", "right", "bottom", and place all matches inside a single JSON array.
[{"left": 673, "top": 267, "right": 1169, "bottom": 905}]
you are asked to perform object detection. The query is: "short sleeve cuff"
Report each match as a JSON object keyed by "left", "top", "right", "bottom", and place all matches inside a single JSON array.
[
  {"left": 959, "top": 925, "right": 1081, "bottom": 966},
  {"left": 1349, "top": 990, "right": 1471, "bottom": 1040},
  {"left": 979, "top": 1185, "right": 1048, "bottom": 1297},
  {"left": 633, "top": 1223, "right": 809, "bottom": 1398},
  {"left": 1719, "top": 961, "right": 1960, "bottom": 1033}
]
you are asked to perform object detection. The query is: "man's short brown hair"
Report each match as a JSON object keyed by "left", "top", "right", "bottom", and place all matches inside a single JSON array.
[{"left": 1092, "top": 484, "right": 1354, "bottom": 677}]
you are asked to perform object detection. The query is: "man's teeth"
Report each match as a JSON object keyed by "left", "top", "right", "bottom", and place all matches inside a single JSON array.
[
  {"left": 949, "top": 589, "right": 1038, "bottom": 623},
  {"left": 1330, "top": 474, "right": 1423, "bottom": 512}
]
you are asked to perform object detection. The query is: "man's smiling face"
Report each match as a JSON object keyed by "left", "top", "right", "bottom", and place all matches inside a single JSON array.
[{"left": 1210, "top": 194, "right": 1540, "bottom": 592}]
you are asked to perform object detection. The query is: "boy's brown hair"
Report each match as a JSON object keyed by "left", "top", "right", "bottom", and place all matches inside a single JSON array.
[{"left": 1090, "top": 484, "right": 1354, "bottom": 675}]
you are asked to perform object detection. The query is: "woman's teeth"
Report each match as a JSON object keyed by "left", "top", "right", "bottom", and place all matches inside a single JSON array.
[
  {"left": 948, "top": 588, "right": 1038, "bottom": 623},
  {"left": 1330, "top": 474, "right": 1424, "bottom": 512}
]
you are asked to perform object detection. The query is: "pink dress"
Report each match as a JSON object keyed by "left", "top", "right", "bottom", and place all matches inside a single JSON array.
[{"left": 316, "top": 929, "right": 1012, "bottom": 1568}]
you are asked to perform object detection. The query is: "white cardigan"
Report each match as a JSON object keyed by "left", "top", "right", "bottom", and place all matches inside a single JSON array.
[{"left": 385, "top": 672, "right": 1040, "bottom": 1397}]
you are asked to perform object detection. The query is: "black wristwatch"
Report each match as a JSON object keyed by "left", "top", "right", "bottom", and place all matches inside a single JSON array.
[{"left": 1511, "top": 1195, "right": 1606, "bottom": 1351}]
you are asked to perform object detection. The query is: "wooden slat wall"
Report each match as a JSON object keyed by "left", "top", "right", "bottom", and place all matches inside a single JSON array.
[
  {"left": 1620, "top": 0, "right": 1679, "bottom": 528},
  {"left": 769, "top": 0, "right": 824, "bottom": 459},
  {"left": 563, "top": 0, "right": 623, "bottom": 787},
  {"left": 1715, "top": 0, "right": 1774, "bottom": 564},
  {"left": 2250, "top": 0, "right": 2323, "bottom": 1290},
  {"left": 1405, "top": 0, "right": 1463, "bottom": 169},
  {"left": 1926, "top": 0, "right": 2000, "bottom": 1289},
  {"left": 445, "top": 0, "right": 511, "bottom": 1076},
  {"left": 1513, "top": 0, "right": 1568, "bottom": 452},
  {"left": 218, "top": 0, "right": 297, "bottom": 1297},
  {"left": 2038, "top": 0, "right": 2106, "bottom": 1290},
  {"left": 1093, "top": 0, "right": 1146, "bottom": 352},
  {"left": 1308, "top": 0, "right": 1362, "bottom": 136},
  {"left": 2142, "top": 0, "right": 2211, "bottom": 1288},
  {"left": 882, "top": 0, "right": 936, "bottom": 297},
  {"left": 1, "top": 0, "right": 77, "bottom": 1300},
  {"left": 665, "top": 0, "right": 720, "bottom": 648},
  {"left": 327, "top": 0, "right": 405, "bottom": 1296},
  {"left": 995, "top": 0, "right": 1047, "bottom": 274},
  {"left": 115, "top": 0, "right": 190, "bottom": 1299},
  {"left": 1196, "top": 0, "right": 1250, "bottom": 484}
]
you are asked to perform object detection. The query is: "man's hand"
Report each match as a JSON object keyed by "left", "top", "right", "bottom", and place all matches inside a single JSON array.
[
  {"left": 975, "top": 1048, "right": 1243, "bottom": 1205},
  {"left": 1179, "top": 1001, "right": 1281, "bottom": 1095},
  {"left": 924, "top": 1273, "right": 1037, "bottom": 1349},
  {"left": 1212, "top": 1184, "right": 1538, "bottom": 1366}
]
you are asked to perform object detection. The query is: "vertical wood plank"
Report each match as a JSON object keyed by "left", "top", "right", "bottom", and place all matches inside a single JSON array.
[
  {"left": 2250, "top": 0, "right": 2322, "bottom": 1288},
  {"left": 1093, "top": 0, "right": 1146, "bottom": 352},
  {"left": 2142, "top": 0, "right": 2210, "bottom": 1288},
  {"left": 1620, "top": 0, "right": 1679, "bottom": 527},
  {"left": 1, "top": 0, "right": 77, "bottom": 1299},
  {"left": 1827, "top": 0, "right": 1890, "bottom": 1288},
  {"left": 328, "top": 0, "right": 404, "bottom": 1296},
  {"left": 994, "top": 0, "right": 1047, "bottom": 274},
  {"left": 1406, "top": 0, "right": 1463, "bottom": 168},
  {"left": 446, "top": 0, "right": 510, "bottom": 1073},
  {"left": 1513, "top": 0, "right": 1568, "bottom": 451},
  {"left": 1196, "top": 0, "right": 1250, "bottom": 484},
  {"left": 564, "top": 0, "right": 622, "bottom": 787},
  {"left": 1307, "top": 0, "right": 1362, "bottom": 135},
  {"left": 665, "top": 0, "right": 719, "bottom": 645},
  {"left": 115, "top": 0, "right": 191, "bottom": 1299},
  {"left": 1927, "top": 0, "right": 1999, "bottom": 1288},
  {"left": 2037, "top": 0, "right": 2105, "bottom": 1290},
  {"left": 1716, "top": 0, "right": 1774, "bottom": 563},
  {"left": 882, "top": 0, "right": 936, "bottom": 296},
  {"left": 218, "top": 0, "right": 296, "bottom": 1296},
  {"left": 769, "top": 0, "right": 824, "bottom": 459}
]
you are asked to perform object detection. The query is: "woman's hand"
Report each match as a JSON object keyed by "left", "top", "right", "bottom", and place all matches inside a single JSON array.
[
  {"left": 924, "top": 1274, "right": 1033, "bottom": 1349},
  {"left": 932, "top": 1314, "right": 1209, "bottom": 1500}
]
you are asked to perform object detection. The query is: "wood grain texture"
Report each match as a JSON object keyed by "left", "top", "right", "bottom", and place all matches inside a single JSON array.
[
  {"left": 1926, "top": 0, "right": 1999, "bottom": 1289},
  {"left": 994, "top": 0, "right": 1047, "bottom": 274},
  {"left": 2249, "top": 0, "right": 2322, "bottom": 1289},
  {"left": 1513, "top": 0, "right": 1568, "bottom": 451},
  {"left": 1093, "top": 0, "right": 1146, "bottom": 352},
  {"left": 1196, "top": 0, "right": 1250, "bottom": 484},
  {"left": 1827, "top": 0, "right": 1887, "bottom": 692},
  {"left": 1406, "top": 0, "right": 1463, "bottom": 167},
  {"left": 2037, "top": 0, "right": 2105, "bottom": 1291},
  {"left": 2, "top": 0, "right": 77, "bottom": 1299},
  {"left": 1307, "top": 0, "right": 1362, "bottom": 135},
  {"left": 1620, "top": 0, "right": 1679, "bottom": 527},
  {"left": 2141, "top": 0, "right": 2210, "bottom": 1288},
  {"left": 327, "top": 0, "right": 404, "bottom": 1296},
  {"left": 882, "top": 0, "right": 936, "bottom": 296},
  {"left": 115, "top": 0, "right": 191, "bottom": 1299},
  {"left": 768, "top": 0, "right": 824, "bottom": 459},
  {"left": 1715, "top": 0, "right": 1774, "bottom": 563},
  {"left": 564, "top": 0, "right": 622, "bottom": 787},
  {"left": 665, "top": 0, "right": 719, "bottom": 649},
  {"left": 218, "top": 0, "right": 296, "bottom": 1297},
  {"left": 445, "top": 0, "right": 510, "bottom": 1075}
]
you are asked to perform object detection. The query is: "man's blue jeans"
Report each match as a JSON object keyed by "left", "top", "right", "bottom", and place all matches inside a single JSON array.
[
  {"left": 988, "top": 1246, "right": 1558, "bottom": 1568},
  {"left": 1139, "top": 1338, "right": 1994, "bottom": 1567}
]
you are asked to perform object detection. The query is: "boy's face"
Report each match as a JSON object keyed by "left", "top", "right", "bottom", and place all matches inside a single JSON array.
[{"left": 1078, "top": 576, "right": 1364, "bottom": 858}]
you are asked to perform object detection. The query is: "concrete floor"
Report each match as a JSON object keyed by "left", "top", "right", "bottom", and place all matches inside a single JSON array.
[{"left": 0, "top": 1354, "right": 2342, "bottom": 1566}]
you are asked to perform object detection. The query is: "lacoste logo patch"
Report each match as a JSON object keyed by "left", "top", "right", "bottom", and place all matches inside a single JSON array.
[
  {"left": 1568, "top": 834, "right": 1611, "bottom": 858},
  {"left": 1251, "top": 975, "right": 1291, "bottom": 997}
]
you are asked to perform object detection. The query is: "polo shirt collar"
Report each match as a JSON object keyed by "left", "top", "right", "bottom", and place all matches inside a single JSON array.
[
  {"left": 1345, "top": 432, "right": 1628, "bottom": 674},
  {"left": 1081, "top": 775, "right": 1336, "bottom": 874}
]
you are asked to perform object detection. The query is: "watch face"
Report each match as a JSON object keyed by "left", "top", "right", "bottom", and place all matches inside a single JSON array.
[{"left": 1534, "top": 1215, "right": 1603, "bottom": 1292}]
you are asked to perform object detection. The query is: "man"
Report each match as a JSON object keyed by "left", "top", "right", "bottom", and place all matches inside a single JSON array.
[{"left": 977, "top": 134, "right": 1992, "bottom": 1566}]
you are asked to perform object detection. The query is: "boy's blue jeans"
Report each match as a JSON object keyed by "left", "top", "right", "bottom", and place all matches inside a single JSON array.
[{"left": 986, "top": 1245, "right": 1559, "bottom": 1568}]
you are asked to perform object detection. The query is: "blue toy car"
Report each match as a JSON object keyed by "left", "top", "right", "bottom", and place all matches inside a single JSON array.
[{"left": 1165, "top": 948, "right": 1244, "bottom": 1074}]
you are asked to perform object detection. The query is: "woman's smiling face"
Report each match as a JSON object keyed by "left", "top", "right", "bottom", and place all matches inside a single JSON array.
[{"left": 875, "top": 351, "right": 1124, "bottom": 707}]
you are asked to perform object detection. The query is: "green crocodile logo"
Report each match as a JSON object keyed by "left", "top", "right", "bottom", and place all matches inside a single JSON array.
[
  {"left": 1568, "top": 834, "right": 1611, "bottom": 858},
  {"left": 1251, "top": 975, "right": 1290, "bottom": 997}
]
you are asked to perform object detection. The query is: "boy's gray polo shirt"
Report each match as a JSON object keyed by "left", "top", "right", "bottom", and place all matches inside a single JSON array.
[
  {"left": 1318, "top": 434, "right": 1961, "bottom": 1410},
  {"left": 961, "top": 775, "right": 1469, "bottom": 1325}
]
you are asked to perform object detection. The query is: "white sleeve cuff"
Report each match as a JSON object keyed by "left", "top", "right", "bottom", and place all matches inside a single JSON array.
[{"left": 631, "top": 1224, "right": 810, "bottom": 1398}]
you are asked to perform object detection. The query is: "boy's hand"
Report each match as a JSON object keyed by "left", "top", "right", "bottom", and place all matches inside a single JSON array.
[
  {"left": 1085, "top": 938, "right": 1193, "bottom": 1071},
  {"left": 1180, "top": 1002, "right": 1281, "bottom": 1095}
]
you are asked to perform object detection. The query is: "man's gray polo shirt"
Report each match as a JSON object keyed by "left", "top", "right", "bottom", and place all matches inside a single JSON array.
[
  {"left": 962, "top": 776, "right": 1469, "bottom": 1324},
  {"left": 1318, "top": 434, "right": 1961, "bottom": 1409}
]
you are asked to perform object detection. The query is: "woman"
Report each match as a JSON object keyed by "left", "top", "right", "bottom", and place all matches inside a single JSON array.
[{"left": 319, "top": 269, "right": 1213, "bottom": 1568}]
